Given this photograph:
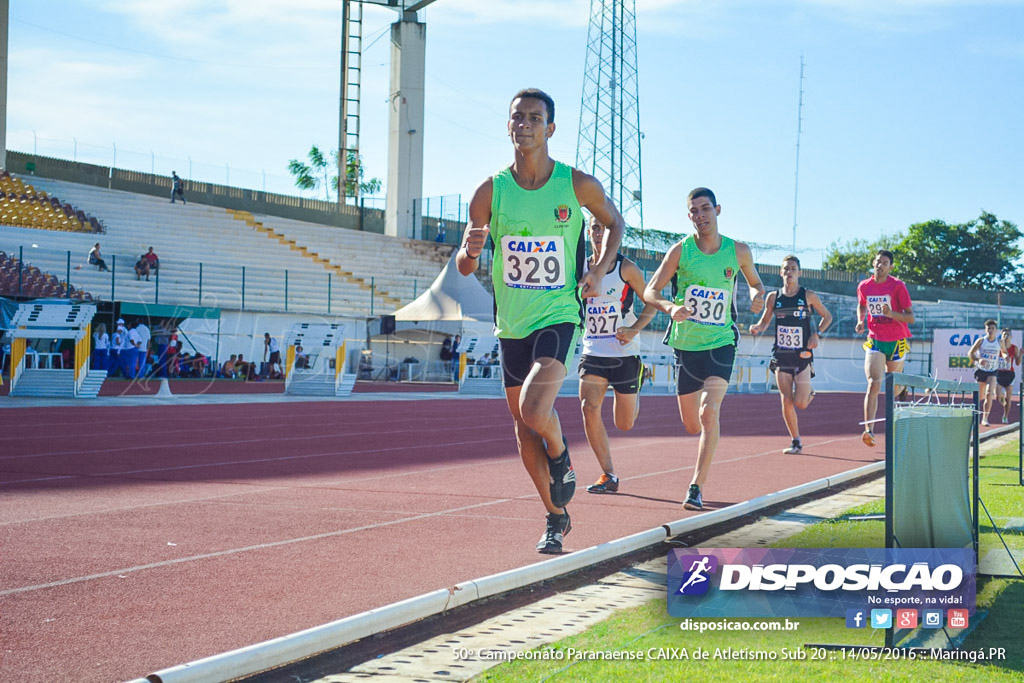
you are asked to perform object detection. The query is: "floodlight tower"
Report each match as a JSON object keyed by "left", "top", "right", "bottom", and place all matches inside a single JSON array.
[
  {"left": 576, "top": 0, "right": 644, "bottom": 246},
  {"left": 339, "top": 1, "right": 439, "bottom": 238}
]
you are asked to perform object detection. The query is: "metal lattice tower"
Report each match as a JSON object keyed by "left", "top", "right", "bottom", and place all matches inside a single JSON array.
[{"left": 576, "top": 0, "right": 643, "bottom": 244}]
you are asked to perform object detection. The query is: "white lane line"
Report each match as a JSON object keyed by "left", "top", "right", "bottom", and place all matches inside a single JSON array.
[{"left": 0, "top": 496, "right": 526, "bottom": 598}]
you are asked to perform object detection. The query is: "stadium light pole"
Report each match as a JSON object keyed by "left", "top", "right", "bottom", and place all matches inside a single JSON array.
[{"left": 0, "top": 0, "right": 7, "bottom": 171}]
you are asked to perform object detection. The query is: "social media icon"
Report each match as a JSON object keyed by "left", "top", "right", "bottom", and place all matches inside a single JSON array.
[
  {"left": 923, "top": 610, "right": 943, "bottom": 628},
  {"left": 870, "top": 609, "right": 892, "bottom": 628},
  {"left": 846, "top": 609, "right": 867, "bottom": 628},
  {"left": 896, "top": 609, "right": 918, "bottom": 628},
  {"left": 948, "top": 609, "right": 969, "bottom": 629}
]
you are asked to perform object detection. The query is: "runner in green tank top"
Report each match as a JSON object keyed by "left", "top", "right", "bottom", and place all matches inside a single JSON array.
[
  {"left": 645, "top": 188, "right": 765, "bottom": 512},
  {"left": 456, "top": 89, "right": 626, "bottom": 554}
]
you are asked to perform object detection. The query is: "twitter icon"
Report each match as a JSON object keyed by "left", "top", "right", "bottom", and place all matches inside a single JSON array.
[{"left": 871, "top": 609, "right": 893, "bottom": 629}]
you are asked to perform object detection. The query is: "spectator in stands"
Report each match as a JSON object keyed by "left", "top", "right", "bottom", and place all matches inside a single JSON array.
[
  {"left": 134, "top": 254, "right": 150, "bottom": 281},
  {"left": 88, "top": 243, "right": 109, "bottom": 272},
  {"left": 475, "top": 354, "right": 491, "bottom": 378},
  {"left": 263, "top": 332, "right": 283, "bottom": 378},
  {"left": 109, "top": 319, "right": 125, "bottom": 375},
  {"left": 222, "top": 354, "right": 238, "bottom": 378},
  {"left": 92, "top": 323, "right": 109, "bottom": 370},
  {"left": 451, "top": 334, "right": 461, "bottom": 381},
  {"left": 135, "top": 319, "right": 151, "bottom": 376},
  {"left": 236, "top": 353, "right": 255, "bottom": 381},
  {"left": 295, "top": 345, "right": 309, "bottom": 369},
  {"left": 171, "top": 172, "right": 186, "bottom": 204},
  {"left": 144, "top": 247, "right": 160, "bottom": 276}
]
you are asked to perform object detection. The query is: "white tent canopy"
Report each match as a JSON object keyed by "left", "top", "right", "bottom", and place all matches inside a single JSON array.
[
  {"left": 386, "top": 249, "right": 494, "bottom": 340},
  {"left": 393, "top": 249, "right": 493, "bottom": 323}
]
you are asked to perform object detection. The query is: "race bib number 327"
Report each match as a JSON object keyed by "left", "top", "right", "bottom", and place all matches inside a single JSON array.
[{"left": 501, "top": 236, "right": 566, "bottom": 290}]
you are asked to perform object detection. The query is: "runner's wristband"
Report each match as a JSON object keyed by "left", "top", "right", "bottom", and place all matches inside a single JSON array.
[{"left": 463, "top": 246, "right": 479, "bottom": 260}]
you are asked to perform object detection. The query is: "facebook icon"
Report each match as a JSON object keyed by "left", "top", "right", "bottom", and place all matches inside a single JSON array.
[{"left": 845, "top": 609, "right": 866, "bottom": 629}]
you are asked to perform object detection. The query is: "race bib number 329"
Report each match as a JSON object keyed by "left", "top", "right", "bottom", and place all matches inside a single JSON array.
[
  {"left": 684, "top": 285, "right": 730, "bottom": 326},
  {"left": 501, "top": 236, "right": 566, "bottom": 290}
]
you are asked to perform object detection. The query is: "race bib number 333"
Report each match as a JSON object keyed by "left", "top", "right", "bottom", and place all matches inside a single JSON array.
[
  {"left": 501, "top": 236, "right": 566, "bottom": 290},
  {"left": 684, "top": 285, "right": 730, "bottom": 326}
]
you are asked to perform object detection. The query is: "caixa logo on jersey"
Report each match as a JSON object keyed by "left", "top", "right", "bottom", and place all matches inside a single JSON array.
[{"left": 667, "top": 548, "right": 976, "bottom": 618}]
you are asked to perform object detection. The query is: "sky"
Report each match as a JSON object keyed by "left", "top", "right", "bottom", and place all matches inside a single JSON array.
[{"left": 5, "top": 0, "right": 1024, "bottom": 268}]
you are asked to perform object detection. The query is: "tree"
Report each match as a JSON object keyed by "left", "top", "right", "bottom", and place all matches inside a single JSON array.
[
  {"left": 897, "top": 212, "right": 1023, "bottom": 290},
  {"left": 287, "top": 145, "right": 332, "bottom": 201},
  {"left": 288, "top": 146, "right": 382, "bottom": 201},
  {"left": 822, "top": 212, "right": 1023, "bottom": 289},
  {"left": 823, "top": 234, "right": 903, "bottom": 276}
]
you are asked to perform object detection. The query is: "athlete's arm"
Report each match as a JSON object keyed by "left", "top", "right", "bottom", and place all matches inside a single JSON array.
[
  {"left": 968, "top": 337, "right": 983, "bottom": 363},
  {"left": 573, "top": 170, "right": 624, "bottom": 298},
  {"left": 808, "top": 290, "right": 833, "bottom": 335},
  {"left": 748, "top": 291, "right": 777, "bottom": 335},
  {"left": 855, "top": 294, "right": 867, "bottom": 335},
  {"left": 734, "top": 240, "right": 765, "bottom": 314},
  {"left": 615, "top": 259, "right": 658, "bottom": 345},
  {"left": 457, "top": 178, "right": 494, "bottom": 276},
  {"left": 881, "top": 283, "right": 915, "bottom": 324},
  {"left": 644, "top": 242, "right": 692, "bottom": 322}
]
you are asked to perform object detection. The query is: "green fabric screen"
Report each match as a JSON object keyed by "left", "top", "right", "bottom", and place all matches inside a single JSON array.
[{"left": 892, "top": 404, "right": 974, "bottom": 549}]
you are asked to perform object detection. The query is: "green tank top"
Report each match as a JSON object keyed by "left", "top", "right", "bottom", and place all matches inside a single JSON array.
[
  {"left": 666, "top": 234, "right": 739, "bottom": 351},
  {"left": 490, "top": 161, "right": 585, "bottom": 339}
]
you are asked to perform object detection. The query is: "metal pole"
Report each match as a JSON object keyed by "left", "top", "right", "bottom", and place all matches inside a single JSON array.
[
  {"left": 328, "top": 273, "right": 332, "bottom": 315},
  {"left": 241, "top": 266, "right": 246, "bottom": 310},
  {"left": 66, "top": 250, "right": 71, "bottom": 298},
  {"left": 792, "top": 55, "right": 805, "bottom": 253},
  {"left": 338, "top": 0, "right": 350, "bottom": 206},
  {"left": 973, "top": 388, "right": 980, "bottom": 561},
  {"left": 198, "top": 262, "right": 203, "bottom": 305},
  {"left": 370, "top": 276, "right": 374, "bottom": 317},
  {"left": 285, "top": 269, "right": 289, "bottom": 312},
  {"left": 17, "top": 245, "right": 22, "bottom": 295},
  {"left": 111, "top": 254, "right": 115, "bottom": 302},
  {"left": 884, "top": 371, "right": 894, "bottom": 650},
  {"left": 155, "top": 263, "right": 160, "bottom": 304}
]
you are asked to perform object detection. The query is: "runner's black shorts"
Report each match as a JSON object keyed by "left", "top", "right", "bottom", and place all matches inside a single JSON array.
[
  {"left": 579, "top": 354, "right": 644, "bottom": 394},
  {"left": 770, "top": 350, "right": 813, "bottom": 377},
  {"left": 674, "top": 344, "right": 736, "bottom": 395},
  {"left": 269, "top": 350, "right": 281, "bottom": 365},
  {"left": 996, "top": 370, "right": 1016, "bottom": 387},
  {"left": 975, "top": 369, "right": 998, "bottom": 383},
  {"left": 499, "top": 322, "right": 577, "bottom": 389}
]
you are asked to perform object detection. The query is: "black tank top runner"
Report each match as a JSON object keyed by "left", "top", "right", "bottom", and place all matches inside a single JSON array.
[{"left": 772, "top": 286, "right": 813, "bottom": 355}]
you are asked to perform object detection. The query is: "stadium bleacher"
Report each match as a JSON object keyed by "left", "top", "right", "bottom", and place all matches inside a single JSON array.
[
  {"left": 0, "top": 176, "right": 451, "bottom": 316},
  {"left": 0, "top": 170, "right": 102, "bottom": 233}
]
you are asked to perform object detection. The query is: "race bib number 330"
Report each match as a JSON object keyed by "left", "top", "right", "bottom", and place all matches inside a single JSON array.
[
  {"left": 501, "top": 236, "right": 566, "bottom": 290},
  {"left": 684, "top": 285, "right": 730, "bottom": 326}
]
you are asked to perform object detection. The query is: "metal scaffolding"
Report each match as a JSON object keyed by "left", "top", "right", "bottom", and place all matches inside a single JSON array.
[{"left": 576, "top": 0, "right": 644, "bottom": 245}]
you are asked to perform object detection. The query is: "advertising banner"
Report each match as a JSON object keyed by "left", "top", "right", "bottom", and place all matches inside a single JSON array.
[{"left": 931, "top": 328, "right": 1022, "bottom": 382}]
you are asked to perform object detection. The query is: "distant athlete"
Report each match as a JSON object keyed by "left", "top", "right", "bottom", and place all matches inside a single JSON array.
[
  {"left": 645, "top": 187, "right": 765, "bottom": 511},
  {"left": 748, "top": 255, "right": 832, "bottom": 454},
  {"left": 457, "top": 88, "right": 625, "bottom": 554},
  {"left": 996, "top": 328, "right": 1020, "bottom": 424},
  {"left": 578, "top": 216, "right": 657, "bottom": 494},
  {"left": 856, "top": 249, "right": 915, "bottom": 446},
  {"left": 969, "top": 320, "right": 1003, "bottom": 427}
]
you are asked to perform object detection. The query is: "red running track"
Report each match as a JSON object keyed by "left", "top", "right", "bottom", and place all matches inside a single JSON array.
[{"left": 0, "top": 391, "right": 1004, "bottom": 682}]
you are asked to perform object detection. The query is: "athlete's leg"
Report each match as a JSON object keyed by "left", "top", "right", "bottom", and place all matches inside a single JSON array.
[
  {"left": 612, "top": 388, "right": 640, "bottom": 432},
  {"left": 863, "top": 351, "right": 887, "bottom": 431},
  {"left": 777, "top": 369, "right": 799, "bottom": 441},
  {"left": 686, "top": 377, "right": 729, "bottom": 488},
  {"left": 579, "top": 373, "right": 613, "bottom": 475},
  {"left": 982, "top": 377, "right": 997, "bottom": 425},
  {"left": 518, "top": 357, "right": 568, "bottom": 457},
  {"left": 506, "top": 367, "right": 565, "bottom": 515}
]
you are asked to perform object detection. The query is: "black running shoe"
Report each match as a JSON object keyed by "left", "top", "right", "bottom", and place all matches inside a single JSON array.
[
  {"left": 548, "top": 438, "right": 576, "bottom": 508},
  {"left": 536, "top": 509, "right": 572, "bottom": 554},
  {"left": 683, "top": 484, "right": 703, "bottom": 511},
  {"left": 586, "top": 473, "right": 619, "bottom": 494},
  {"left": 783, "top": 439, "right": 802, "bottom": 454}
]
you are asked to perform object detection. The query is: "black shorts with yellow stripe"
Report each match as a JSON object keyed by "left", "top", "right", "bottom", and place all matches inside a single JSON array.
[{"left": 579, "top": 354, "right": 644, "bottom": 394}]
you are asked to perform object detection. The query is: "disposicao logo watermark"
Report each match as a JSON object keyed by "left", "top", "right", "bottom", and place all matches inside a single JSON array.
[{"left": 667, "top": 548, "right": 976, "bottom": 619}]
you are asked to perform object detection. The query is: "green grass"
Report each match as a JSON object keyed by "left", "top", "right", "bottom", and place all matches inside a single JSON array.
[{"left": 475, "top": 442, "right": 1024, "bottom": 682}]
